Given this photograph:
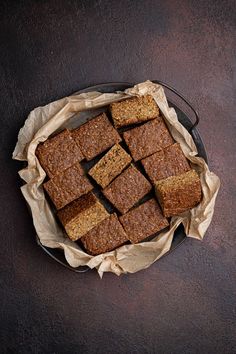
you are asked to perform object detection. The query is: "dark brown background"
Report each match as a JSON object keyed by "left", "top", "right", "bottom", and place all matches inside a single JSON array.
[{"left": 0, "top": 1, "right": 235, "bottom": 353}]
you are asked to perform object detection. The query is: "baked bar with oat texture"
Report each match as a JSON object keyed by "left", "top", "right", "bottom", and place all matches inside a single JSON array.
[
  {"left": 72, "top": 113, "right": 121, "bottom": 161},
  {"left": 142, "top": 143, "right": 190, "bottom": 183},
  {"left": 123, "top": 117, "right": 174, "bottom": 161},
  {"left": 110, "top": 94, "right": 159, "bottom": 128},
  {"left": 81, "top": 213, "right": 128, "bottom": 255},
  {"left": 88, "top": 144, "right": 132, "bottom": 188},
  {"left": 57, "top": 192, "right": 109, "bottom": 241},
  {"left": 119, "top": 198, "right": 169, "bottom": 243},
  {"left": 36, "top": 129, "right": 84, "bottom": 178},
  {"left": 43, "top": 163, "right": 93, "bottom": 210},
  {"left": 103, "top": 164, "right": 152, "bottom": 214},
  {"left": 155, "top": 170, "right": 202, "bottom": 217}
]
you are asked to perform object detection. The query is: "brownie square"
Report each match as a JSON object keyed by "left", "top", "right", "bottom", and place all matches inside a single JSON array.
[
  {"left": 142, "top": 143, "right": 191, "bottom": 183},
  {"left": 123, "top": 117, "right": 174, "bottom": 161},
  {"left": 57, "top": 192, "right": 109, "bottom": 241},
  {"left": 88, "top": 144, "right": 132, "bottom": 188},
  {"left": 81, "top": 214, "right": 128, "bottom": 255},
  {"left": 110, "top": 95, "right": 159, "bottom": 128},
  {"left": 155, "top": 170, "right": 202, "bottom": 217},
  {"left": 119, "top": 198, "right": 169, "bottom": 243},
  {"left": 36, "top": 129, "right": 84, "bottom": 178},
  {"left": 102, "top": 164, "right": 152, "bottom": 214},
  {"left": 44, "top": 163, "right": 93, "bottom": 210},
  {"left": 72, "top": 113, "right": 121, "bottom": 161}
]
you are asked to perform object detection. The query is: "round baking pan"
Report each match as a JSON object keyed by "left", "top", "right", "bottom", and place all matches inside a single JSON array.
[{"left": 36, "top": 81, "right": 208, "bottom": 273}]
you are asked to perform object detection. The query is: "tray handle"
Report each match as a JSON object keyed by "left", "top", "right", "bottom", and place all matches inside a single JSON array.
[
  {"left": 36, "top": 236, "right": 89, "bottom": 273},
  {"left": 152, "top": 80, "right": 199, "bottom": 132}
]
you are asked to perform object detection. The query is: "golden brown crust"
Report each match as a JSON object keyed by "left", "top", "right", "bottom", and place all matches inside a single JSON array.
[
  {"left": 43, "top": 163, "right": 93, "bottom": 210},
  {"left": 36, "top": 129, "right": 84, "bottom": 178},
  {"left": 88, "top": 144, "right": 132, "bottom": 188},
  {"left": 81, "top": 214, "right": 128, "bottom": 255},
  {"left": 57, "top": 192, "right": 109, "bottom": 241},
  {"left": 110, "top": 95, "right": 159, "bottom": 128},
  {"left": 142, "top": 143, "right": 190, "bottom": 183},
  {"left": 155, "top": 170, "right": 202, "bottom": 217},
  {"left": 123, "top": 117, "right": 174, "bottom": 161},
  {"left": 102, "top": 164, "right": 152, "bottom": 214},
  {"left": 119, "top": 199, "right": 169, "bottom": 243},
  {"left": 72, "top": 113, "right": 121, "bottom": 161},
  {"left": 57, "top": 192, "right": 97, "bottom": 226}
]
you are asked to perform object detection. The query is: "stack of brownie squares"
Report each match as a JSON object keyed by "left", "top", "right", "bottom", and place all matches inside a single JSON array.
[{"left": 36, "top": 95, "right": 202, "bottom": 256}]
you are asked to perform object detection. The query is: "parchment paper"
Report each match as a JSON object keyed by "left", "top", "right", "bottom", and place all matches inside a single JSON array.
[{"left": 12, "top": 81, "right": 220, "bottom": 277}]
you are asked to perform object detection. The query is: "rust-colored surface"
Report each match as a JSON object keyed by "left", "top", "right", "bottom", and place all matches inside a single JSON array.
[{"left": 1, "top": 1, "right": 235, "bottom": 353}]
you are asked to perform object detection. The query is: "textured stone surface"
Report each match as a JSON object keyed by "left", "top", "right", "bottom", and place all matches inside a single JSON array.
[{"left": 0, "top": 1, "right": 235, "bottom": 353}]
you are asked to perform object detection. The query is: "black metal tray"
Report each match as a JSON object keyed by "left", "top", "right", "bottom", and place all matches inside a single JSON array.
[{"left": 36, "top": 81, "right": 208, "bottom": 273}]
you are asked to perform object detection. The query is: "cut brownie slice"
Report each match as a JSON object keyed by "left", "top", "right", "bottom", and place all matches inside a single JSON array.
[
  {"left": 88, "top": 144, "right": 132, "bottom": 188},
  {"left": 72, "top": 113, "right": 121, "bottom": 161},
  {"left": 81, "top": 214, "right": 128, "bottom": 255},
  {"left": 102, "top": 164, "right": 152, "bottom": 214},
  {"left": 57, "top": 192, "right": 109, "bottom": 241},
  {"left": 36, "top": 129, "right": 84, "bottom": 178},
  {"left": 123, "top": 118, "right": 174, "bottom": 161},
  {"left": 110, "top": 94, "right": 159, "bottom": 128},
  {"left": 155, "top": 170, "right": 202, "bottom": 217},
  {"left": 44, "top": 163, "right": 93, "bottom": 210},
  {"left": 119, "top": 199, "right": 169, "bottom": 243},
  {"left": 142, "top": 143, "right": 191, "bottom": 183}
]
